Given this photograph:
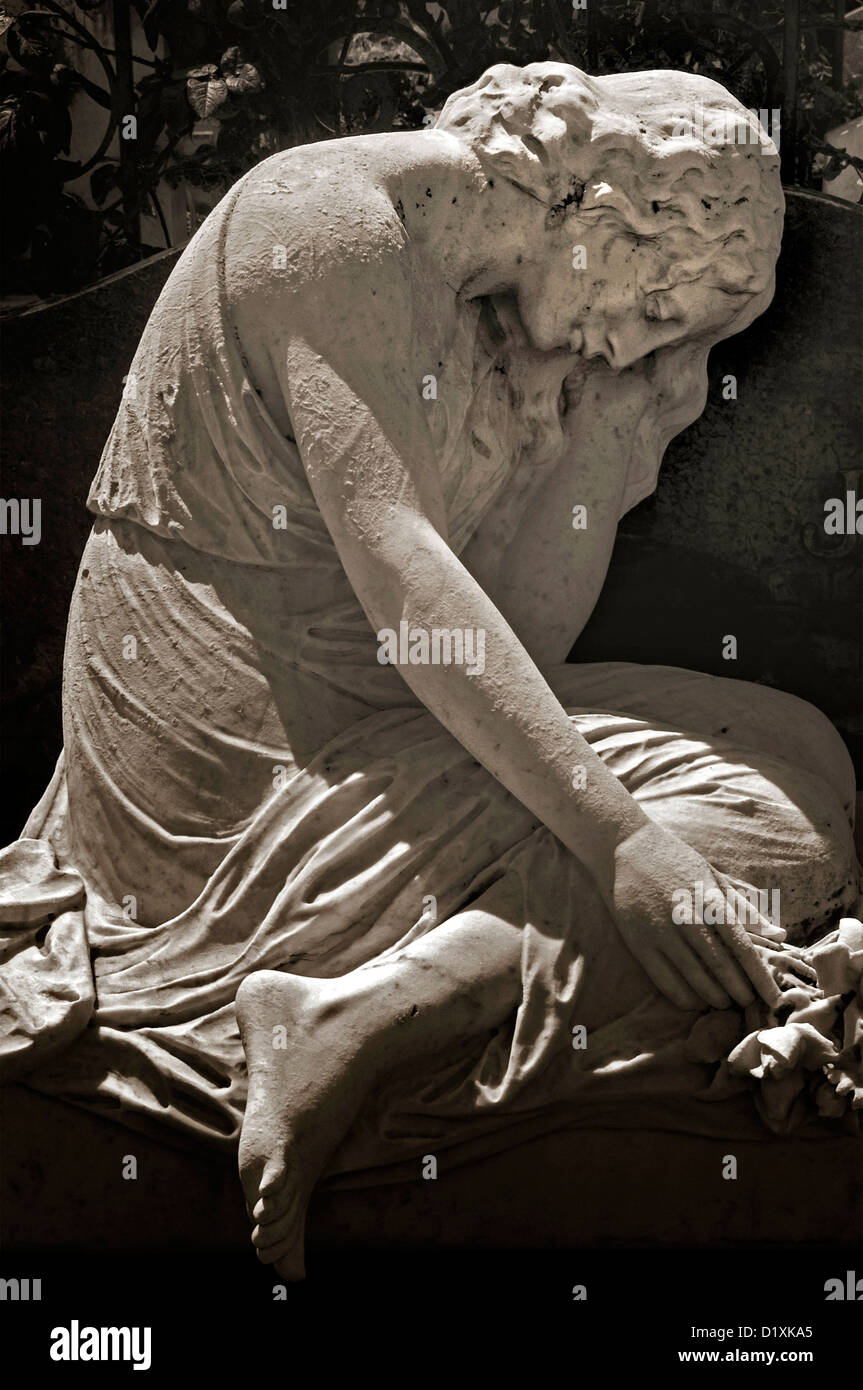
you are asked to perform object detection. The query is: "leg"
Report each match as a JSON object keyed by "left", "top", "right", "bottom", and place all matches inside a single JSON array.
[
  {"left": 236, "top": 670, "right": 859, "bottom": 1278},
  {"left": 549, "top": 662, "right": 857, "bottom": 816},
  {"left": 549, "top": 663, "right": 860, "bottom": 939},
  {"left": 236, "top": 872, "right": 524, "bottom": 1280}
]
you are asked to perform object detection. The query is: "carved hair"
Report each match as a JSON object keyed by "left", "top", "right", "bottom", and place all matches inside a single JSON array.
[
  {"left": 436, "top": 62, "right": 784, "bottom": 304},
  {"left": 436, "top": 64, "right": 785, "bottom": 516}
]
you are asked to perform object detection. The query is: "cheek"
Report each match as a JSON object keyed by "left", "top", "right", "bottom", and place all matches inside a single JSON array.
[
  {"left": 518, "top": 304, "right": 561, "bottom": 351},
  {"left": 518, "top": 281, "right": 573, "bottom": 350},
  {"left": 609, "top": 321, "right": 658, "bottom": 363},
  {"left": 519, "top": 244, "right": 610, "bottom": 349}
]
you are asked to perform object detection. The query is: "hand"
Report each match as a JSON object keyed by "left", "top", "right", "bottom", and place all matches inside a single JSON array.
[
  {"left": 608, "top": 820, "right": 788, "bottom": 1011},
  {"left": 749, "top": 940, "right": 819, "bottom": 998}
]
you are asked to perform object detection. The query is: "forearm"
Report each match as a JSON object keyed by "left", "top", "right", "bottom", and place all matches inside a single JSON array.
[{"left": 355, "top": 518, "right": 649, "bottom": 901}]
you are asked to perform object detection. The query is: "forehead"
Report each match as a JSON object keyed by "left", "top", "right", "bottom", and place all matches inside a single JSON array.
[{"left": 548, "top": 227, "right": 755, "bottom": 334}]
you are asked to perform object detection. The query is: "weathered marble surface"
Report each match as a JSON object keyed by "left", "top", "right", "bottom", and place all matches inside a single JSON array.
[
  {"left": 3, "top": 194, "right": 861, "bottom": 837},
  {"left": 0, "top": 64, "right": 860, "bottom": 1279}
]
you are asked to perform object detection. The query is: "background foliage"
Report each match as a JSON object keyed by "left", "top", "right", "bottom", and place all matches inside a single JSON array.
[{"left": 1, "top": 0, "right": 861, "bottom": 294}]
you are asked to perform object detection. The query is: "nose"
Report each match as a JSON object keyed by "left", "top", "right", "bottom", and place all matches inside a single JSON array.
[
  {"left": 579, "top": 320, "right": 614, "bottom": 366},
  {"left": 583, "top": 318, "right": 652, "bottom": 372}
]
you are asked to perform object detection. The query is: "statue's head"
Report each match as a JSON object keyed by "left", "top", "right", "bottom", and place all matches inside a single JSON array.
[{"left": 436, "top": 62, "right": 784, "bottom": 367}]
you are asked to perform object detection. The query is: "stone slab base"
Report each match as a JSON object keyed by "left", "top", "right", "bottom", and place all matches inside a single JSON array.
[{"left": 2, "top": 1084, "right": 859, "bottom": 1255}]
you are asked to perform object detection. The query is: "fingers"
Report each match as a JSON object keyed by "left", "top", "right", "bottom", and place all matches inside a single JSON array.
[
  {"left": 638, "top": 947, "right": 710, "bottom": 1011},
  {"left": 794, "top": 960, "right": 818, "bottom": 984},
  {"left": 721, "top": 882, "right": 786, "bottom": 943},
  {"left": 661, "top": 934, "right": 735, "bottom": 1009},
  {"left": 690, "top": 877, "right": 787, "bottom": 1007},
  {"left": 623, "top": 916, "right": 747, "bottom": 1010},
  {"left": 712, "top": 918, "right": 784, "bottom": 1008},
  {"left": 777, "top": 951, "right": 818, "bottom": 984},
  {"left": 682, "top": 920, "right": 756, "bottom": 1008},
  {"left": 750, "top": 919, "right": 785, "bottom": 943}
]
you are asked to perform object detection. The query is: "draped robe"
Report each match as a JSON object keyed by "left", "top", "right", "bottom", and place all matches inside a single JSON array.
[{"left": 1, "top": 157, "right": 860, "bottom": 1179}]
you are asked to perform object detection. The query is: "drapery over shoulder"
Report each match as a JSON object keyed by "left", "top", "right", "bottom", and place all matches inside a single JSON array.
[{"left": 1, "top": 151, "right": 859, "bottom": 1178}]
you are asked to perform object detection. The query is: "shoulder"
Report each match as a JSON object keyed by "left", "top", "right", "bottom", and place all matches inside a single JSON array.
[
  {"left": 224, "top": 141, "right": 439, "bottom": 446},
  {"left": 223, "top": 141, "right": 412, "bottom": 330}
]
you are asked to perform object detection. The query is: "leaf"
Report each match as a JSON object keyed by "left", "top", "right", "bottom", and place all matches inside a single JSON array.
[
  {"left": 221, "top": 47, "right": 262, "bottom": 96},
  {"left": 7, "top": 22, "right": 55, "bottom": 75},
  {"left": 224, "top": 68, "right": 262, "bottom": 98},
  {"left": 131, "top": 0, "right": 164, "bottom": 53},
  {"left": 0, "top": 96, "right": 20, "bottom": 154},
  {"left": 137, "top": 75, "right": 191, "bottom": 145},
  {"left": 0, "top": 88, "right": 68, "bottom": 161},
  {"left": 186, "top": 66, "right": 228, "bottom": 118},
  {"left": 90, "top": 161, "right": 120, "bottom": 206}
]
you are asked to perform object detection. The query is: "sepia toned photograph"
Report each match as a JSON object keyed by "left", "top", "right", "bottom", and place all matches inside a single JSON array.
[{"left": 1, "top": 0, "right": 861, "bottom": 1373}]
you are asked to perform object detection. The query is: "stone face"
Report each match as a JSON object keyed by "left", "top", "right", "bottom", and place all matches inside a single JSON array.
[{"left": 0, "top": 64, "right": 860, "bottom": 1276}]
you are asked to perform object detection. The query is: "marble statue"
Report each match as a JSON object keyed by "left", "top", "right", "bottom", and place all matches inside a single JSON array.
[{"left": 1, "top": 63, "right": 861, "bottom": 1281}]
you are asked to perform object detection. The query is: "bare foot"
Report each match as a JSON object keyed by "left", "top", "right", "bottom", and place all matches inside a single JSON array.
[{"left": 236, "top": 969, "right": 368, "bottom": 1281}]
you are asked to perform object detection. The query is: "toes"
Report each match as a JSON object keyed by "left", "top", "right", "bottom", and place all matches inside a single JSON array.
[
  {"left": 252, "top": 1201, "right": 301, "bottom": 1250},
  {"left": 259, "top": 1154, "right": 287, "bottom": 1199},
  {"left": 253, "top": 1183, "right": 288, "bottom": 1222},
  {"left": 255, "top": 1236, "right": 306, "bottom": 1281},
  {"left": 249, "top": 1156, "right": 289, "bottom": 1220},
  {"left": 255, "top": 1240, "right": 289, "bottom": 1266}
]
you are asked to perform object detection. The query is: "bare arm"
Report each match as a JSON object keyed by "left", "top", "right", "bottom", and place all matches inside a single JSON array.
[
  {"left": 277, "top": 237, "right": 779, "bottom": 1009},
  {"left": 282, "top": 325, "right": 647, "bottom": 896}
]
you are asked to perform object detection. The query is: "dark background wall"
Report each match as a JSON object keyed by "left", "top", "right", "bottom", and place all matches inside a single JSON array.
[{"left": 1, "top": 190, "right": 861, "bottom": 845}]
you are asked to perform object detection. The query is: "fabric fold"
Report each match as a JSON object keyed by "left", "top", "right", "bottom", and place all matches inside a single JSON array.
[{"left": 0, "top": 838, "right": 93, "bottom": 1082}]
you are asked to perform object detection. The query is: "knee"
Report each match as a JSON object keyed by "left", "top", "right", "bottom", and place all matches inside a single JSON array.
[
  {"left": 715, "top": 679, "right": 856, "bottom": 818},
  {"left": 773, "top": 806, "right": 860, "bottom": 941}
]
